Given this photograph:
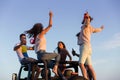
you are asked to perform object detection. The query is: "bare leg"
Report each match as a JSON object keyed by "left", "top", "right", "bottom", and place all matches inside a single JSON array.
[
  {"left": 60, "top": 64, "right": 66, "bottom": 75},
  {"left": 85, "top": 65, "right": 92, "bottom": 80},
  {"left": 87, "top": 65, "right": 96, "bottom": 80},
  {"left": 79, "top": 63, "right": 88, "bottom": 79},
  {"left": 34, "top": 66, "right": 41, "bottom": 80},
  {"left": 52, "top": 65, "right": 58, "bottom": 76},
  {"left": 31, "top": 65, "right": 36, "bottom": 80}
]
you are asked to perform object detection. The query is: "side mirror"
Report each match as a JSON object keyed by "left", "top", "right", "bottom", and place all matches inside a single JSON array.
[{"left": 72, "top": 48, "right": 76, "bottom": 56}]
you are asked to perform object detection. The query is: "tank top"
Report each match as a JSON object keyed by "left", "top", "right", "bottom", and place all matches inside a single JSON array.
[
  {"left": 34, "top": 35, "right": 46, "bottom": 53},
  {"left": 21, "top": 45, "right": 27, "bottom": 53}
]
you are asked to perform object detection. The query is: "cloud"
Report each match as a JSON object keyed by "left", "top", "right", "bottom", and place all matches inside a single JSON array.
[{"left": 102, "top": 32, "right": 120, "bottom": 49}]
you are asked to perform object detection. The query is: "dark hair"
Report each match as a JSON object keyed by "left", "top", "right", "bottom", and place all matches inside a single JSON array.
[
  {"left": 76, "top": 32, "right": 80, "bottom": 37},
  {"left": 81, "top": 13, "right": 93, "bottom": 24},
  {"left": 19, "top": 33, "right": 26, "bottom": 40},
  {"left": 25, "top": 23, "right": 43, "bottom": 38},
  {"left": 57, "top": 41, "right": 66, "bottom": 53}
]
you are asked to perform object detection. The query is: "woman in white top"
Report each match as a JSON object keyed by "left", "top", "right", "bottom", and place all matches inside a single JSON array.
[{"left": 25, "top": 11, "right": 60, "bottom": 76}]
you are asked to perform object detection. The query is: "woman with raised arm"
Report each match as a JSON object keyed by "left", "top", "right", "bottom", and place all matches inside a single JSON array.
[{"left": 25, "top": 11, "right": 60, "bottom": 76}]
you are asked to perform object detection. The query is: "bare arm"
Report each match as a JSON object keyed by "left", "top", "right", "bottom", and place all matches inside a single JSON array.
[
  {"left": 93, "top": 25, "right": 104, "bottom": 33},
  {"left": 41, "top": 11, "right": 53, "bottom": 35},
  {"left": 66, "top": 50, "right": 72, "bottom": 61},
  {"left": 13, "top": 44, "right": 22, "bottom": 51},
  {"left": 15, "top": 47, "right": 24, "bottom": 59},
  {"left": 27, "top": 46, "right": 34, "bottom": 50},
  {"left": 68, "top": 53, "right": 72, "bottom": 61}
]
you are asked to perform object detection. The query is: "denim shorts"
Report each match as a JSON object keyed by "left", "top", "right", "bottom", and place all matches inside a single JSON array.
[{"left": 79, "top": 44, "right": 92, "bottom": 65}]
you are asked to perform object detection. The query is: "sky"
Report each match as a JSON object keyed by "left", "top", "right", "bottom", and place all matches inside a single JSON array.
[{"left": 0, "top": 0, "right": 120, "bottom": 80}]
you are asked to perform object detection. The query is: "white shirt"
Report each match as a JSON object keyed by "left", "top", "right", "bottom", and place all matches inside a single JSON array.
[
  {"left": 34, "top": 35, "right": 46, "bottom": 53},
  {"left": 78, "top": 24, "right": 103, "bottom": 47}
]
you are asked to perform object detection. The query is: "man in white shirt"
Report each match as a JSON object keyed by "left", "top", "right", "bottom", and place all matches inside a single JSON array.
[{"left": 14, "top": 33, "right": 41, "bottom": 80}]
